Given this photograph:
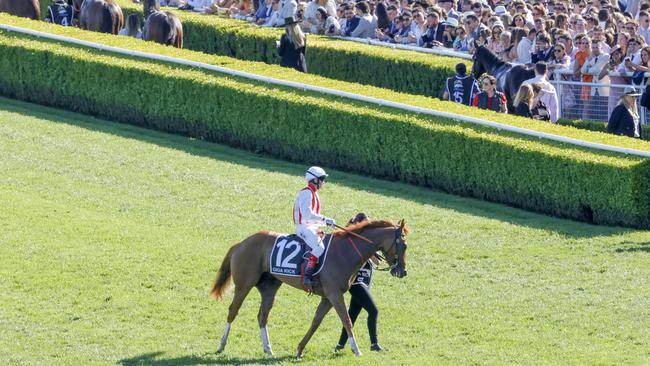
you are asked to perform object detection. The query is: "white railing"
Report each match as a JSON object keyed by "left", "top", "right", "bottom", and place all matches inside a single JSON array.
[
  {"left": 1, "top": 23, "right": 649, "bottom": 157},
  {"left": 550, "top": 69, "right": 648, "bottom": 124}
]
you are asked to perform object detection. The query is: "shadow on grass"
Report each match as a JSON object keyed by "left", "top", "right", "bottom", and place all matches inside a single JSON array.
[
  {"left": 119, "top": 352, "right": 295, "bottom": 366},
  {"left": 615, "top": 242, "right": 650, "bottom": 253},
  {"left": 0, "top": 97, "right": 640, "bottom": 239}
]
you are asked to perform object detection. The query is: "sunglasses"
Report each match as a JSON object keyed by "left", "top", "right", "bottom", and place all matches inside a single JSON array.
[{"left": 554, "top": 49, "right": 563, "bottom": 52}]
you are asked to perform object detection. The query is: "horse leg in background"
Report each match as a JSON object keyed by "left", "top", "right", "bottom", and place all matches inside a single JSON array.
[
  {"left": 217, "top": 285, "right": 254, "bottom": 353},
  {"left": 295, "top": 297, "right": 332, "bottom": 359},
  {"left": 255, "top": 274, "right": 282, "bottom": 356},
  {"left": 329, "top": 292, "right": 362, "bottom": 356}
]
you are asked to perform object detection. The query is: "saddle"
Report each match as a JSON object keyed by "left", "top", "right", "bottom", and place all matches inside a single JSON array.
[{"left": 269, "top": 234, "right": 330, "bottom": 277}]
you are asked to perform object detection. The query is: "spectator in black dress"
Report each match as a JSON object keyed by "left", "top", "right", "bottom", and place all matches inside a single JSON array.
[
  {"left": 277, "top": 16, "right": 308, "bottom": 72},
  {"left": 335, "top": 213, "right": 384, "bottom": 353},
  {"left": 513, "top": 84, "right": 534, "bottom": 118},
  {"left": 608, "top": 87, "right": 643, "bottom": 138}
]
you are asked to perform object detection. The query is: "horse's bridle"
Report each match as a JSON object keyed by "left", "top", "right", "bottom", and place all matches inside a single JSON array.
[
  {"left": 338, "top": 224, "right": 406, "bottom": 274},
  {"left": 379, "top": 226, "right": 405, "bottom": 273}
]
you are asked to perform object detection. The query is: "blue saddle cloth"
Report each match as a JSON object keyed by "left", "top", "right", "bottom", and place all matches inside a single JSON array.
[{"left": 269, "top": 234, "right": 330, "bottom": 277}]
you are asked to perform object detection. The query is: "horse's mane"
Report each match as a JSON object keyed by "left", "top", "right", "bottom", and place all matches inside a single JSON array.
[
  {"left": 476, "top": 45, "right": 505, "bottom": 68},
  {"left": 334, "top": 219, "right": 410, "bottom": 236}
]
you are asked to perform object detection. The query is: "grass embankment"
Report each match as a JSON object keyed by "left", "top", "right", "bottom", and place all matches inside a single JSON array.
[{"left": 0, "top": 97, "right": 649, "bottom": 365}]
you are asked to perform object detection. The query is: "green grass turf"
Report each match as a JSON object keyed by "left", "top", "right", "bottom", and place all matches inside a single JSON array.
[{"left": 0, "top": 96, "right": 649, "bottom": 366}]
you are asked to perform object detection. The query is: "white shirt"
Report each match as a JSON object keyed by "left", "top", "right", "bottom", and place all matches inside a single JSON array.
[
  {"left": 293, "top": 186, "right": 325, "bottom": 226},
  {"left": 517, "top": 37, "right": 533, "bottom": 64},
  {"left": 639, "top": 26, "right": 650, "bottom": 45},
  {"left": 277, "top": 0, "right": 297, "bottom": 25}
]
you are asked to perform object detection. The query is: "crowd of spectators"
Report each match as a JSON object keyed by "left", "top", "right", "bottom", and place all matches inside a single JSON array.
[{"left": 167, "top": 0, "right": 650, "bottom": 125}]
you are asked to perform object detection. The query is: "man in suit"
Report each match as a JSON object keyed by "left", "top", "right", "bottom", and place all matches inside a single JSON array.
[
  {"left": 350, "top": 1, "right": 376, "bottom": 38},
  {"left": 341, "top": 5, "right": 360, "bottom": 36},
  {"left": 419, "top": 9, "right": 446, "bottom": 48},
  {"left": 531, "top": 33, "right": 554, "bottom": 63}
]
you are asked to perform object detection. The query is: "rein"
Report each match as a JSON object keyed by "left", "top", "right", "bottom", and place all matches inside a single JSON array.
[
  {"left": 333, "top": 223, "right": 373, "bottom": 244},
  {"left": 334, "top": 223, "right": 400, "bottom": 271}
]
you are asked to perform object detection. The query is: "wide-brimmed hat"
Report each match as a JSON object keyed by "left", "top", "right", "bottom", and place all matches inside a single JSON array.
[
  {"left": 494, "top": 5, "right": 507, "bottom": 15},
  {"left": 443, "top": 17, "right": 459, "bottom": 27},
  {"left": 284, "top": 16, "right": 302, "bottom": 26},
  {"left": 623, "top": 86, "right": 642, "bottom": 97}
]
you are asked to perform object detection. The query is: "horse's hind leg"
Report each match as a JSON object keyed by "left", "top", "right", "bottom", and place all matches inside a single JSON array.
[
  {"left": 256, "top": 274, "right": 282, "bottom": 355},
  {"left": 217, "top": 285, "right": 253, "bottom": 353},
  {"left": 296, "top": 297, "right": 332, "bottom": 359}
]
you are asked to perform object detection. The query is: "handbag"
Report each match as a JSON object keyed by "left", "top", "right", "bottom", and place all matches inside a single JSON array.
[{"left": 532, "top": 101, "right": 551, "bottom": 121}]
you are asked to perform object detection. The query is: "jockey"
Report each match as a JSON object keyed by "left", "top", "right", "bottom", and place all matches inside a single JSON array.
[{"left": 293, "top": 166, "right": 336, "bottom": 287}]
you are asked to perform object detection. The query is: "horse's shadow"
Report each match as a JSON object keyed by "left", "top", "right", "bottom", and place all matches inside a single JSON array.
[
  {"left": 0, "top": 97, "right": 640, "bottom": 239},
  {"left": 118, "top": 351, "right": 296, "bottom": 366}
]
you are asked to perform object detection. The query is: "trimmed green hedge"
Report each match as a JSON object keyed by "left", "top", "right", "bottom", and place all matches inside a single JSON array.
[
  {"left": 3, "top": 14, "right": 649, "bottom": 152},
  {"left": 1, "top": 30, "right": 649, "bottom": 228},
  {"left": 37, "top": 0, "right": 463, "bottom": 98}
]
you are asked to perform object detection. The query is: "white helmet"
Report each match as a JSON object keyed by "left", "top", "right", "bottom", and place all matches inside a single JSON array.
[{"left": 305, "top": 166, "right": 328, "bottom": 183}]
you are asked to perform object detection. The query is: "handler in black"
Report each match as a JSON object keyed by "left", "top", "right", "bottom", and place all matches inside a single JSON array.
[
  {"left": 277, "top": 16, "right": 308, "bottom": 73},
  {"left": 335, "top": 213, "right": 385, "bottom": 352}
]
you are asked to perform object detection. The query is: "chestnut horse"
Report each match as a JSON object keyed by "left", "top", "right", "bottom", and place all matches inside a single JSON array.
[
  {"left": 143, "top": 0, "right": 183, "bottom": 48},
  {"left": 0, "top": 0, "right": 40, "bottom": 19},
  {"left": 210, "top": 219, "right": 409, "bottom": 358},
  {"left": 72, "top": 0, "right": 123, "bottom": 34}
]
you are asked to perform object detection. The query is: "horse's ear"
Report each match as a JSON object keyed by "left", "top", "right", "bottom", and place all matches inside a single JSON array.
[{"left": 399, "top": 219, "right": 406, "bottom": 230}]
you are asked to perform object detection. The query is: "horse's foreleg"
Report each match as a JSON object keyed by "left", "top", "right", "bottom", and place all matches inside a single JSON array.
[
  {"left": 256, "top": 276, "right": 282, "bottom": 356},
  {"left": 330, "top": 292, "right": 361, "bottom": 356},
  {"left": 217, "top": 286, "right": 253, "bottom": 353},
  {"left": 296, "top": 297, "right": 332, "bottom": 359}
]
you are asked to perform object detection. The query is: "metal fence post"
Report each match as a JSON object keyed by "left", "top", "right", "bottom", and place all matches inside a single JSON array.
[{"left": 555, "top": 71, "right": 563, "bottom": 119}]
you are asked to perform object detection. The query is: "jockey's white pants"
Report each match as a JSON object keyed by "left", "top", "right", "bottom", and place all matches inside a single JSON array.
[{"left": 296, "top": 225, "right": 324, "bottom": 258}]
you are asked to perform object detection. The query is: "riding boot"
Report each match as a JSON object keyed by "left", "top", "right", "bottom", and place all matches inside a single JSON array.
[{"left": 303, "top": 254, "right": 319, "bottom": 287}]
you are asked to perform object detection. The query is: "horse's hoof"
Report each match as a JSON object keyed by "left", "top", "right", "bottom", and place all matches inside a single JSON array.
[
  {"left": 264, "top": 348, "right": 274, "bottom": 356},
  {"left": 216, "top": 346, "right": 225, "bottom": 354}
]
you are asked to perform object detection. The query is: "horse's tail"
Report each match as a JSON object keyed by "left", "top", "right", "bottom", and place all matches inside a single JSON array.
[{"left": 210, "top": 243, "right": 238, "bottom": 301}]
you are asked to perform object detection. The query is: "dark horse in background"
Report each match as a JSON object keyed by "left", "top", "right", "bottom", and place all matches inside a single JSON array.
[
  {"left": 471, "top": 44, "right": 535, "bottom": 112},
  {"left": 143, "top": 0, "right": 183, "bottom": 48},
  {"left": 0, "top": 0, "right": 40, "bottom": 19},
  {"left": 72, "top": 0, "right": 123, "bottom": 34}
]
